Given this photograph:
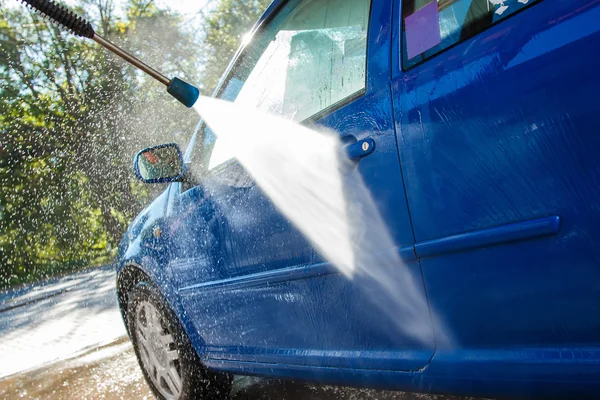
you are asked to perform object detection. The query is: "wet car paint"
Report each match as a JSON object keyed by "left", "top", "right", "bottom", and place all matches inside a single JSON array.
[
  {"left": 391, "top": 0, "right": 600, "bottom": 396},
  {"left": 117, "top": 0, "right": 600, "bottom": 398}
]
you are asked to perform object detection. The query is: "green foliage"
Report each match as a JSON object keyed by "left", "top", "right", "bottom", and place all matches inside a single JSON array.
[
  {"left": 0, "top": 0, "right": 270, "bottom": 288},
  {"left": 0, "top": 0, "right": 200, "bottom": 288},
  {"left": 200, "top": 0, "right": 272, "bottom": 93}
]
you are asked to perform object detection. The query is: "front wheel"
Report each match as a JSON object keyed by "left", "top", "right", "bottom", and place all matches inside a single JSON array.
[{"left": 126, "top": 282, "right": 232, "bottom": 400}]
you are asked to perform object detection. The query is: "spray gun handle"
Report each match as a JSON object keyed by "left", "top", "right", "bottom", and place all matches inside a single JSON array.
[
  {"left": 94, "top": 35, "right": 199, "bottom": 107},
  {"left": 19, "top": 0, "right": 200, "bottom": 108},
  {"left": 92, "top": 34, "right": 170, "bottom": 85}
]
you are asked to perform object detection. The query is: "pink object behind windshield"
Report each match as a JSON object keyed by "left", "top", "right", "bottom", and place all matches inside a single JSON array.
[{"left": 405, "top": 1, "right": 441, "bottom": 60}]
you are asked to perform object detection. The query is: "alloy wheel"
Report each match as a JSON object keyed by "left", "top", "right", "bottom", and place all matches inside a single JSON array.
[{"left": 135, "top": 300, "right": 183, "bottom": 400}]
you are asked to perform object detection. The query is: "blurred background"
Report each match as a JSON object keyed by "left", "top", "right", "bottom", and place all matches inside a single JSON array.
[{"left": 0, "top": 0, "right": 270, "bottom": 288}]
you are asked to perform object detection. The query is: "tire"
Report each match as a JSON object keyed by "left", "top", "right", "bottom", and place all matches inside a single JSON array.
[{"left": 126, "top": 281, "right": 232, "bottom": 400}]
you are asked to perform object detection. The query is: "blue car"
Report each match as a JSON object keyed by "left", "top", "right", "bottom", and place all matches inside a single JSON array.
[{"left": 117, "top": 0, "right": 600, "bottom": 398}]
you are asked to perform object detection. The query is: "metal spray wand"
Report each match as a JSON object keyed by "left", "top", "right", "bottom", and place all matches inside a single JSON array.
[{"left": 18, "top": 0, "right": 200, "bottom": 108}]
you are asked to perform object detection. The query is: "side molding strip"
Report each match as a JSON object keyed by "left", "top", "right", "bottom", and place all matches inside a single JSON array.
[
  {"left": 414, "top": 216, "right": 561, "bottom": 259},
  {"left": 179, "top": 262, "right": 338, "bottom": 294},
  {"left": 179, "top": 245, "right": 415, "bottom": 294}
]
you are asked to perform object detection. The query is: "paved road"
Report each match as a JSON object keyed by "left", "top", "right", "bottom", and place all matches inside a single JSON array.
[{"left": 0, "top": 266, "right": 126, "bottom": 378}]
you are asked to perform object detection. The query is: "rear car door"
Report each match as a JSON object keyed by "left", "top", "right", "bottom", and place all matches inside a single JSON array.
[
  {"left": 392, "top": 0, "right": 600, "bottom": 378},
  {"left": 170, "top": 0, "right": 436, "bottom": 372}
]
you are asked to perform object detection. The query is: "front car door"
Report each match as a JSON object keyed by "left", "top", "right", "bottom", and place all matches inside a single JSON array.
[
  {"left": 169, "top": 0, "right": 436, "bottom": 374},
  {"left": 392, "top": 0, "right": 600, "bottom": 388}
]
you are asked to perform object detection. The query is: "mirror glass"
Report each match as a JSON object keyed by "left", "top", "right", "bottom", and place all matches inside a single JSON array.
[{"left": 135, "top": 144, "right": 183, "bottom": 182}]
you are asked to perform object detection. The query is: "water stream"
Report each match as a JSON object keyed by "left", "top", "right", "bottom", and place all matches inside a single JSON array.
[{"left": 193, "top": 96, "right": 446, "bottom": 346}]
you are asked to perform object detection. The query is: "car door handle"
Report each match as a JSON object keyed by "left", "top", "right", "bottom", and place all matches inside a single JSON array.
[{"left": 345, "top": 138, "right": 375, "bottom": 160}]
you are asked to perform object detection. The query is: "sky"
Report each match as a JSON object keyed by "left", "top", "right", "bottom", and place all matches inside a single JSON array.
[
  {"left": 5, "top": 0, "right": 217, "bottom": 36},
  {"left": 156, "top": 0, "right": 213, "bottom": 16},
  {"left": 155, "top": 0, "right": 216, "bottom": 31},
  {"left": 6, "top": 0, "right": 214, "bottom": 20}
]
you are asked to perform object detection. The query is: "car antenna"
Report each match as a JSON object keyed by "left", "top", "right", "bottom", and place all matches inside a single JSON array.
[{"left": 18, "top": 0, "right": 200, "bottom": 108}]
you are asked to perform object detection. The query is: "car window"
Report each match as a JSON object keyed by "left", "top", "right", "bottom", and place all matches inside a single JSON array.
[
  {"left": 206, "top": 0, "right": 371, "bottom": 171},
  {"left": 402, "top": 0, "right": 540, "bottom": 69}
]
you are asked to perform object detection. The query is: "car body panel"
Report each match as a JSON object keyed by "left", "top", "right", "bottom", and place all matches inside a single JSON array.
[
  {"left": 162, "top": 0, "right": 436, "bottom": 373},
  {"left": 117, "top": 0, "right": 600, "bottom": 397},
  {"left": 388, "top": 0, "right": 600, "bottom": 393}
]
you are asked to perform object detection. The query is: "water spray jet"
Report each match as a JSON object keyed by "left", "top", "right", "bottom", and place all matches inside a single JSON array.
[{"left": 18, "top": 0, "right": 200, "bottom": 108}]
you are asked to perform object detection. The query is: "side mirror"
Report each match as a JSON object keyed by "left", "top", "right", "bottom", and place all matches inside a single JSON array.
[{"left": 133, "top": 143, "right": 185, "bottom": 183}]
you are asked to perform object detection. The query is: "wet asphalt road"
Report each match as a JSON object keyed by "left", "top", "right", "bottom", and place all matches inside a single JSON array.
[
  {"left": 0, "top": 266, "right": 126, "bottom": 378},
  {"left": 0, "top": 268, "right": 484, "bottom": 400},
  {"left": 0, "top": 337, "right": 481, "bottom": 400}
]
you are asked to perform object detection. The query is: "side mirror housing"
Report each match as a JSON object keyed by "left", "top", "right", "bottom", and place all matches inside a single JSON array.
[{"left": 133, "top": 143, "right": 185, "bottom": 183}]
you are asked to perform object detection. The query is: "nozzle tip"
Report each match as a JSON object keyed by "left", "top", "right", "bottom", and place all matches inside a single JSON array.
[{"left": 167, "top": 77, "right": 200, "bottom": 108}]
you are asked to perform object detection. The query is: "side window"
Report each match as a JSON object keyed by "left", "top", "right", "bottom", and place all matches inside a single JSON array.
[
  {"left": 402, "top": 0, "right": 540, "bottom": 69},
  {"left": 206, "top": 0, "right": 371, "bottom": 170}
]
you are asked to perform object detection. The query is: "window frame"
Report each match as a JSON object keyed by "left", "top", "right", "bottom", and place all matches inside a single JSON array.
[
  {"left": 216, "top": 0, "right": 373, "bottom": 121},
  {"left": 200, "top": 0, "right": 373, "bottom": 174},
  {"left": 400, "top": 0, "right": 543, "bottom": 71}
]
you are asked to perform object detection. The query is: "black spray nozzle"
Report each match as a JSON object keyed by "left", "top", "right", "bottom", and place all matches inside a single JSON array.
[
  {"left": 18, "top": 0, "right": 200, "bottom": 108},
  {"left": 168, "top": 78, "right": 201, "bottom": 108}
]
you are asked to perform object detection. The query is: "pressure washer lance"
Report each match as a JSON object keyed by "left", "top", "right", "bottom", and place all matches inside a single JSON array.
[{"left": 18, "top": 0, "right": 200, "bottom": 108}]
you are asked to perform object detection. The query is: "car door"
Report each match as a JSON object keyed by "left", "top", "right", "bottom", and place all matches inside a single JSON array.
[
  {"left": 392, "top": 0, "right": 600, "bottom": 374},
  {"left": 168, "top": 0, "right": 436, "bottom": 372}
]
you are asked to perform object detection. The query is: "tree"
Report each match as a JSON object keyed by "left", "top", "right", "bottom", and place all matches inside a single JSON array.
[
  {"left": 0, "top": 0, "right": 200, "bottom": 287},
  {"left": 200, "top": 0, "right": 272, "bottom": 94},
  {"left": 0, "top": 0, "right": 271, "bottom": 288}
]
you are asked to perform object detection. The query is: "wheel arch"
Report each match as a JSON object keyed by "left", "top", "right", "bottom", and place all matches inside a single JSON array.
[
  {"left": 117, "top": 261, "right": 207, "bottom": 352},
  {"left": 121, "top": 263, "right": 232, "bottom": 399},
  {"left": 116, "top": 263, "right": 153, "bottom": 336}
]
